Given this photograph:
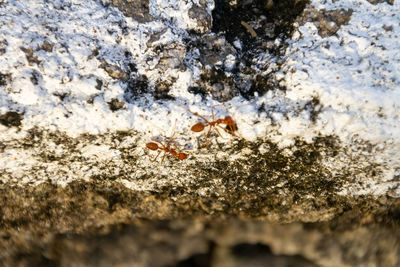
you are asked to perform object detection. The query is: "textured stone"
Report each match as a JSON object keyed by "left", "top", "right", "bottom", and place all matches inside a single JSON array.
[{"left": 0, "top": 0, "right": 399, "bottom": 266}]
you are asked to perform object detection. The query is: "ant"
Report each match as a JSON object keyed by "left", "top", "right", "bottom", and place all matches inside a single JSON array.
[
  {"left": 145, "top": 133, "right": 189, "bottom": 162},
  {"left": 182, "top": 105, "right": 243, "bottom": 147}
]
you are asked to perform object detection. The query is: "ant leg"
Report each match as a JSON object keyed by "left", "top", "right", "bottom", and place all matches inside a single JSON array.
[
  {"left": 163, "top": 125, "right": 176, "bottom": 162},
  {"left": 217, "top": 125, "right": 248, "bottom": 144},
  {"left": 166, "top": 132, "right": 175, "bottom": 147},
  {"left": 152, "top": 137, "right": 168, "bottom": 150},
  {"left": 211, "top": 104, "right": 231, "bottom": 138},
  {"left": 181, "top": 105, "right": 210, "bottom": 124},
  {"left": 151, "top": 137, "right": 162, "bottom": 144},
  {"left": 151, "top": 137, "right": 170, "bottom": 162},
  {"left": 172, "top": 137, "right": 179, "bottom": 147},
  {"left": 171, "top": 138, "right": 184, "bottom": 151},
  {"left": 215, "top": 127, "right": 228, "bottom": 139},
  {"left": 168, "top": 119, "right": 177, "bottom": 141},
  {"left": 148, "top": 150, "right": 162, "bottom": 162},
  {"left": 211, "top": 103, "right": 225, "bottom": 110},
  {"left": 199, "top": 126, "right": 213, "bottom": 149},
  {"left": 161, "top": 151, "right": 167, "bottom": 162},
  {"left": 205, "top": 126, "right": 213, "bottom": 139},
  {"left": 200, "top": 141, "right": 211, "bottom": 149},
  {"left": 217, "top": 124, "right": 235, "bottom": 137},
  {"left": 210, "top": 103, "right": 225, "bottom": 120}
]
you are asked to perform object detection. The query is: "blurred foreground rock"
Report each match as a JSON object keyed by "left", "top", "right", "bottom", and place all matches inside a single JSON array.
[
  {"left": 0, "top": 0, "right": 399, "bottom": 266},
  {"left": 1, "top": 175, "right": 399, "bottom": 266}
]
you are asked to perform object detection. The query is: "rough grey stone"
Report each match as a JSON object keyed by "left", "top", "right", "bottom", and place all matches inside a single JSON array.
[
  {"left": 100, "top": 0, "right": 154, "bottom": 23},
  {"left": 0, "top": 0, "right": 399, "bottom": 266}
]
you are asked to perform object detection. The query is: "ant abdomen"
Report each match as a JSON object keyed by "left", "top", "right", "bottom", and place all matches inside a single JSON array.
[
  {"left": 146, "top": 142, "right": 159, "bottom": 150},
  {"left": 191, "top": 122, "right": 205, "bottom": 132}
]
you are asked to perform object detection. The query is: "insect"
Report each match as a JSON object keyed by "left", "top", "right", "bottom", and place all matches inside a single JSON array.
[
  {"left": 145, "top": 133, "right": 189, "bottom": 162},
  {"left": 182, "top": 105, "right": 243, "bottom": 147}
]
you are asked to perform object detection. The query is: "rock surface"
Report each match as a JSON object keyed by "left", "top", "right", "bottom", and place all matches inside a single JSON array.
[{"left": 0, "top": 0, "right": 399, "bottom": 266}]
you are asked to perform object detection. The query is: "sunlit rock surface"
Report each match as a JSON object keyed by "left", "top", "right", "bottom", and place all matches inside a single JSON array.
[{"left": 0, "top": 0, "right": 399, "bottom": 266}]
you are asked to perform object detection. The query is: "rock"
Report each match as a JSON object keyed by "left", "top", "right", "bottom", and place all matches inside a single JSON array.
[
  {"left": 0, "top": 0, "right": 399, "bottom": 266},
  {"left": 0, "top": 111, "right": 23, "bottom": 127},
  {"left": 100, "top": 0, "right": 154, "bottom": 23}
]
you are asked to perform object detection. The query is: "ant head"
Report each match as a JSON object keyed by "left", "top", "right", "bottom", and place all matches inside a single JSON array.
[
  {"left": 191, "top": 122, "right": 205, "bottom": 132},
  {"left": 224, "top": 116, "right": 234, "bottom": 122},
  {"left": 224, "top": 116, "right": 238, "bottom": 133},
  {"left": 146, "top": 142, "right": 159, "bottom": 150},
  {"left": 226, "top": 124, "right": 238, "bottom": 133},
  {"left": 178, "top": 153, "right": 189, "bottom": 160}
]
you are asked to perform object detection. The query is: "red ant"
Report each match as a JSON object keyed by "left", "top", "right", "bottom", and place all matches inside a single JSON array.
[
  {"left": 182, "top": 105, "right": 243, "bottom": 147},
  {"left": 145, "top": 133, "right": 189, "bottom": 162}
]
